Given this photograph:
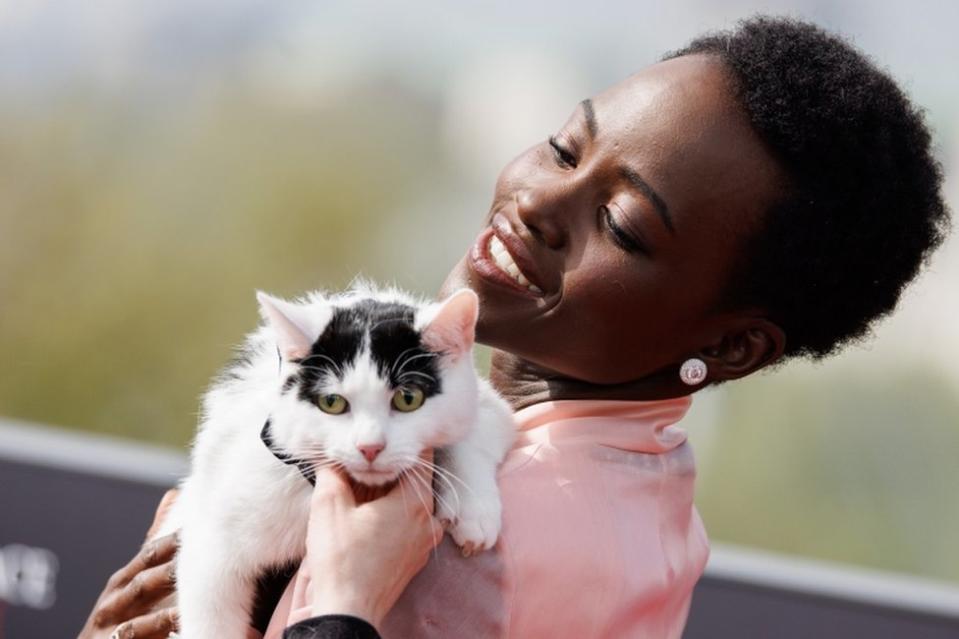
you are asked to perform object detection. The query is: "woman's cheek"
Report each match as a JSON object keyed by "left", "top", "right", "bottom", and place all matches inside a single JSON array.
[{"left": 494, "top": 146, "right": 547, "bottom": 195}]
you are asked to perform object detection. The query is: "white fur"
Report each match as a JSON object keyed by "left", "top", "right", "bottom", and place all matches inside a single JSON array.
[{"left": 154, "top": 284, "right": 515, "bottom": 638}]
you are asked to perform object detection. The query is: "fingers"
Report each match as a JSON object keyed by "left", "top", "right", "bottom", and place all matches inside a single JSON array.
[
  {"left": 413, "top": 448, "right": 436, "bottom": 512},
  {"left": 111, "top": 607, "right": 179, "bottom": 639},
  {"left": 406, "top": 448, "right": 435, "bottom": 489},
  {"left": 110, "top": 533, "right": 178, "bottom": 592},
  {"left": 429, "top": 518, "right": 444, "bottom": 547},
  {"left": 312, "top": 466, "right": 356, "bottom": 509},
  {"left": 145, "top": 489, "right": 179, "bottom": 540},
  {"left": 101, "top": 560, "right": 176, "bottom": 623},
  {"left": 395, "top": 453, "right": 436, "bottom": 516},
  {"left": 420, "top": 447, "right": 434, "bottom": 466}
]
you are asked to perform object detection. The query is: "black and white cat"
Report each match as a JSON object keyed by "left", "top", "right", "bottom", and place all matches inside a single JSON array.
[{"left": 155, "top": 283, "right": 516, "bottom": 638}]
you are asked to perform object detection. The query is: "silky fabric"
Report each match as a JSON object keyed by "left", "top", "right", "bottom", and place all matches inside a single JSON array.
[{"left": 262, "top": 397, "right": 709, "bottom": 639}]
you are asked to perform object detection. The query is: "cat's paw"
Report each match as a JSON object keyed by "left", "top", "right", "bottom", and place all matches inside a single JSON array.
[
  {"left": 446, "top": 493, "right": 502, "bottom": 557},
  {"left": 434, "top": 483, "right": 460, "bottom": 530}
]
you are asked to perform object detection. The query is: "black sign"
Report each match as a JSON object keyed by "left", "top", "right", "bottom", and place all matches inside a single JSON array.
[{"left": 0, "top": 421, "right": 185, "bottom": 639}]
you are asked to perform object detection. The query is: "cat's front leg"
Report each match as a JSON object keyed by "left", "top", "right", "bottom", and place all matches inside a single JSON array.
[
  {"left": 174, "top": 529, "right": 259, "bottom": 639},
  {"left": 436, "top": 392, "right": 515, "bottom": 557},
  {"left": 436, "top": 443, "right": 503, "bottom": 557}
]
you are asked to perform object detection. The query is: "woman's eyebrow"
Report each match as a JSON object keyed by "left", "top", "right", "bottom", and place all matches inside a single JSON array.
[
  {"left": 621, "top": 167, "right": 674, "bottom": 234},
  {"left": 580, "top": 98, "right": 598, "bottom": 138},
  {"left": 581, "top": 98, "right": 675, "bottom": 235}
]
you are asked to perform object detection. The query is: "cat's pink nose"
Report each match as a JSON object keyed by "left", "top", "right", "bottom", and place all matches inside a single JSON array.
[{"left": 357, "top": 444, "right": 384, "bottom": 463}]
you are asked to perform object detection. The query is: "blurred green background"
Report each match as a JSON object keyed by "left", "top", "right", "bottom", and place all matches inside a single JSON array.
[{"left": 2, "top": 1, "right": 957, "bottom": 582}]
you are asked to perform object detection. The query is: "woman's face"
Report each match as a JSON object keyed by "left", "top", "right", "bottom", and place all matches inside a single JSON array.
[{"left": 442, "top": 54, "right": 785, "bottom": 384}]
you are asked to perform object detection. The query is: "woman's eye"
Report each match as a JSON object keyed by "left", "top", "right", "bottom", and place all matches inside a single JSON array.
[
  {"left": 317, "top": 394, "right": 349, "bottom": 414},
  {"left": 548, "top": 135, "right": 577, "bottom": 168},
  {"left": 602, "top": 206, "right": 645, "bottom": 254},
  {"left": 392, "top": 387, "right": 425, "bottom": 412}
]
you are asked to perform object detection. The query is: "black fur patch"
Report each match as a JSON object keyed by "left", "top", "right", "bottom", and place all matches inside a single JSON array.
[
  {"left": 250, "top": 560, "right": 299, "bottom": 634},
  {"left": 294, "top": 299, "right": 442, "bottom": 402},
  {"left": 281, "top": 374, "right": 298, "bottom": 393},
  {"left": 261, "top": 419, "right": 315, "bottom": 485}
]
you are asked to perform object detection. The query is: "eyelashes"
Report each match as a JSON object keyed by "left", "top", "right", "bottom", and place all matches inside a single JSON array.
[
  {"left": 602, "top": 205, "right": 645, "bottom": 254},
  {"left": 548, "top": 135, "right": 577, "bottom": 168},
  {"left": 548, "top": 134, "right": 650, "bottom": 256}
]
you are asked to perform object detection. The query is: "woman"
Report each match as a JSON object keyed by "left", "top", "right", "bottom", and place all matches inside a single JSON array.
[{"left": 79, "top": 16, "right": 948, "bottom": 639}]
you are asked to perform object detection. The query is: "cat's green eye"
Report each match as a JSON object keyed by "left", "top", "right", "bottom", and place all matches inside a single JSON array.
[
  {"left": 317, "top": 394, "right": 349, "bottom": 415},
  {"left": 392, "top": 387, "right": 425, "bottom": 412}
]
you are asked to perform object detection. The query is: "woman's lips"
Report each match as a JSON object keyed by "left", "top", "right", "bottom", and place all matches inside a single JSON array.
[
  {"left": 469, "top": 226, "right": 545, "bottom": 297},
  {"left": 489, "top": 213, "right": 548, "bottom": 291}
]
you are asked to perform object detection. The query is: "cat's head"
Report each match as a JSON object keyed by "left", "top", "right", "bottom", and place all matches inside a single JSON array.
[{"left": 258, "top": 287, "right": 480, "bottom": 486}]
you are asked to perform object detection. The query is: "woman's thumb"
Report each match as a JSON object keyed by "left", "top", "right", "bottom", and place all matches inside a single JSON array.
[{"left": 311, "top": 466, "right": 356, "bottom": 508}]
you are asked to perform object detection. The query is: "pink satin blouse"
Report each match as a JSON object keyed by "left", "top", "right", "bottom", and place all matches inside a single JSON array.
[{"left": 263, "top": 397, "right": 709, "bottom": 639}]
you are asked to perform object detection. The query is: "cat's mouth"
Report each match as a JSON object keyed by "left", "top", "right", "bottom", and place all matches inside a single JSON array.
[
  {"left": 346, "top": 472, "right": 400, "bottom": 500},
  {"left": 347, "top": 467, "right": 402, "bottom": 487}
]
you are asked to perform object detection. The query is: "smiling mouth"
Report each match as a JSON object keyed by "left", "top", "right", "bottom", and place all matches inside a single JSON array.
[{"left": 487, "top": 235, "right": 543, "bottom": 294}]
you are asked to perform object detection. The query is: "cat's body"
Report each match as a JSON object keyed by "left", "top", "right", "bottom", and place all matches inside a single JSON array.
[{"left": 155, "top": 284, "right": 515, "bottom": 638}]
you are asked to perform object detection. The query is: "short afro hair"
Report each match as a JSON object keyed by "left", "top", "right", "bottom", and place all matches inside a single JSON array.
[{"left": 665, "top": 16, "right": 950, "bottom": 360}]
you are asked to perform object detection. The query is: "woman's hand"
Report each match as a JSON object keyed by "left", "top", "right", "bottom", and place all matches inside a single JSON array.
[
  {"left": 305, "top": 455, "right": 443, "bottom": 629},
  {"left": 77, "top": 490, "right": 180, "bottom": 639}
]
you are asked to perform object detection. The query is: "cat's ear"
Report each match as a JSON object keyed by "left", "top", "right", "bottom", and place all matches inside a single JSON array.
[
  {"left": 256, "top": 291, "right": 329, "bottom": 361},
  {"left": 418, "top": 289, "right": 479, "bottom": 360}
]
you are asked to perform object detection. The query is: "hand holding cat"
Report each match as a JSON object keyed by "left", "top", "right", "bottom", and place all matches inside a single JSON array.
[
  {"left": 305, "top": 452, "right": 444, "bottom": 629},
  {"left": 78, "top": 453, "right": 442, "bottom": 639},
  {"left": 77, "top": 490, "right": 180, "bottom": 639}
]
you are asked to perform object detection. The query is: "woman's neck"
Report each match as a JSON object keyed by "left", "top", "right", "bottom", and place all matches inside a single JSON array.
[{"left": 488, "top": 350, "right": 694, "bottom": 411}]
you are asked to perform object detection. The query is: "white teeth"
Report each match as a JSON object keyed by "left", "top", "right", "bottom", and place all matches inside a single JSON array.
[{"left": 488, "top": 235, "right": 540, "bottom": 293}]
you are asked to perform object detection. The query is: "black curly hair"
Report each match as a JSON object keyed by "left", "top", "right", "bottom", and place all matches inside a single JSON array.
[{"left": 665, "top": 16, "right": 950, "bottom": 360}]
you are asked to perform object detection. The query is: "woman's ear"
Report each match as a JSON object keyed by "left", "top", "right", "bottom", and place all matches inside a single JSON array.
[{"left": 698, "top": 318, "right": 786, "bottom": 382}]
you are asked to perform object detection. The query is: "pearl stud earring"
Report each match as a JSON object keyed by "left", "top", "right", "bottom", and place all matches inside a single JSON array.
[{"left": 679, "top": 358, "right": 708, "bottom": 385}]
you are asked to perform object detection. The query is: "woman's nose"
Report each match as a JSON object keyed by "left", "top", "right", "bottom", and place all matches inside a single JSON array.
[{"left": 515, "top": 187, "right": 569, "bottom": 249}]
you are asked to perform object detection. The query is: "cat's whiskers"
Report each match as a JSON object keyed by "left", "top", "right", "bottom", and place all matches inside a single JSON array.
[
  {"left": 281, "top": 456, "right": 336, "bottom": 470},
  {"left": 388, "top": 347, "right": 422, "bottom": 377},
  {"left": 424, "top": 470, "right": 460, "bottom": 515},
  {"left": 393, "top": 351, "right": 438, "bottom": 378},
  {"left": 396, "top": 370, "right": 438, "bottom": 386},
  {"left": 412, "top": 457, "right": 473, "bottom": 495},
  {"left": 400, "top": 468, "right": 427, "bottom": 508},
  {"left": 399, "top": 468, "right": 445, "bottom": 562},
  {"left": 299, "top": 353, "right": 343, "bottom": 377},
  {"left": 400, "top": 467, "right": 435, "bottom": 518},
  {"left": 397, "top": 455, "right": 468, "bottom": 516}
]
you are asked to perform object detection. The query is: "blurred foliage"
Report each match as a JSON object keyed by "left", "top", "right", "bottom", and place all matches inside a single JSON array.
[
  {"left": 692, "top": 366, "right": 959, "bottom": 582},
  {"left": 0, "top": 82, "right": 449, "bottom": 446}
]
